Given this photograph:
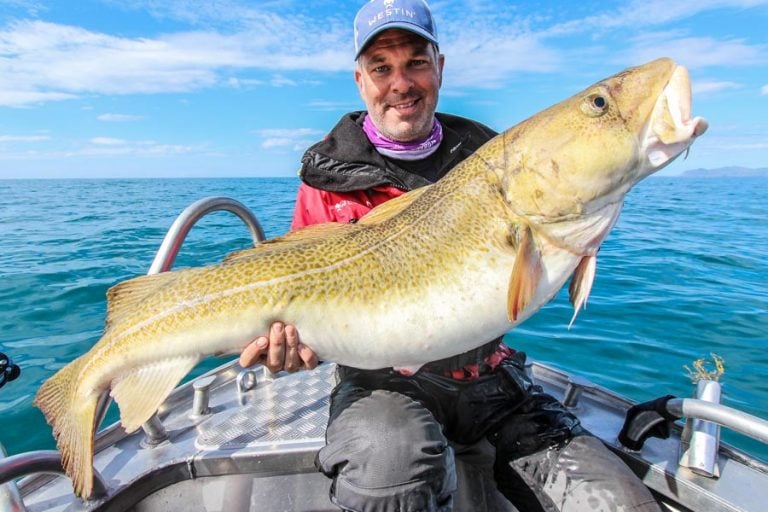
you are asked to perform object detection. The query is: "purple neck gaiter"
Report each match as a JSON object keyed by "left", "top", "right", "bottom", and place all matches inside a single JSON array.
[{"left": 362, "top": 114, "right": 443, "bottom": 161}]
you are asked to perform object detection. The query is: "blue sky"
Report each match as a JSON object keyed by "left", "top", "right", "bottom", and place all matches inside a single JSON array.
[{"left": 0, "top": 0, "right": 766, "bottom": 179}]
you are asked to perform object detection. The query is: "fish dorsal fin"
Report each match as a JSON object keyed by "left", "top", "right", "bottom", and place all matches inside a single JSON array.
[
  {"left": 568, "top": 255, "right": 597, "bottom": 329},
  {"left": 105, "top": 272, "right": 178, "bottom": 329},
  {"left": 507, "top": 225, "right": 542, "bottom": 322},
  {"left": 222, "top": 223, "right": 354, "bottom": 263},
  {"left": 357, "top": 186, "right": 430, "bottom": 225},
  {"left": 222, "top": 189, "right": 429, "bottom": 264},
  {"left": 110, "top": 356, "right": 199, "bottom": 433}
]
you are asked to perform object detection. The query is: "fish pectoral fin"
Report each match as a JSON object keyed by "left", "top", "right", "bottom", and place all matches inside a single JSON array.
[
  {"left": 105, "top": 272, "right": 179, "bottom": 329},
  {"left": 110, "top": 356, "right": 199, "bottom": 433},
  {"left": 358, "top": 186, "right": 431, "bottom": 225},
  {"left": 507, "top": 225, "right": 542, "bottom": 322},
  {"left": 568, "top": 255, "right": 597, "bottom": 329}
]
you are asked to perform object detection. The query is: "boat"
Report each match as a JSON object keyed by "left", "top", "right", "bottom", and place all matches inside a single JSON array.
[{"left": 2, "top": 197, "right": 767, "bottom": 512}]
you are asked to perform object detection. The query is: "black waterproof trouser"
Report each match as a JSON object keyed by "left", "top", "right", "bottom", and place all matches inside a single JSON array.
[{"left": 316, "top": 352, "right": 660, "bottom": 512}]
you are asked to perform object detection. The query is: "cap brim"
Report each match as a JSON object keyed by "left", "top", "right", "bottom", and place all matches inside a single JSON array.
[{"left": 355, "top": 23, "right": 438, "bottom": 59}]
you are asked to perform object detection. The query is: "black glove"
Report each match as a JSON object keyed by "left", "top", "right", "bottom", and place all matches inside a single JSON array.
[
  {"left": 489, "top": 392, "right": 582, "bottom": 459},
  {"left": 618, "top": 395, "right": 679, "bottom": 451}
]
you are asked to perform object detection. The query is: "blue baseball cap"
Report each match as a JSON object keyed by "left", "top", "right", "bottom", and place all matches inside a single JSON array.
[{"left": 354, "top": 0, "right": 438, "bottom": 59}]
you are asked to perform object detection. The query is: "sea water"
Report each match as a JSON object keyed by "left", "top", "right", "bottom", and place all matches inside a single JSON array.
[{"left": 0, "top": 177, "right": 766, "bottom": 462}]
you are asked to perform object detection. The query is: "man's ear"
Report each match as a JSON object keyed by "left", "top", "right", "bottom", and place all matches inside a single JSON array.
[
  {"left": 354, "top": 66, "right": 364, "bottom": 94},
  {"left": 437, "top": 54, "right": 445, "bottom": 88}
]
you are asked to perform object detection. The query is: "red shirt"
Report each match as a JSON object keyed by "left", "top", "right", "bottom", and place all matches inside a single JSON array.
[{"left": 290, "top": 184, "right": 405, "bottom": 230}]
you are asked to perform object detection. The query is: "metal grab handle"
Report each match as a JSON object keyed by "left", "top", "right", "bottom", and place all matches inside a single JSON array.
[
  {"left": 0, "top": 450, "right": 108, "bottom": 499},
  {"left": 148, "top": 196, "right": 266, "bottom": 274},
  {"left": 667, "top": 398, "right": 768, "bottom": 444}
]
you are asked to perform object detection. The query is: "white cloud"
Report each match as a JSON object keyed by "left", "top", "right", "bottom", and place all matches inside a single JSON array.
[
  {"left": 0, "top": 5, "right": 560, "bottom": 106},
  {"left": 226, "top": 77, "right": 264, "bottom": 88},
  {"left": 426, "top": 6, "right": 563, "bottom": 88},
  {"left": 443, "top": 33, "right": 561, "bottom": 88},
  {"left": 97, "top": 113, "right": 145, "bottom": 122},
  {"left": 255, "top": 128, "right": 324, "bottom": 151},
  {"left": 0, "top": 134, "right": 50, "bottom": 142},
  {"left": 260, "top": 138, "right": 299, "bottom": 150},
  {"left": 0, "top": 0, "right": 46, "bottom": 16},
  {"left": 2, "top": 0, "right": 766, "bottom": 108},
  {"left": 418, "top": 1, "right": 761, "bottom": 91},
  {"left": 762, "top": 85, "right": 768, "bottom": 95},
  {"left": 0, "top": 19, "right": 350, "bottom": 107},
  {"left": 699, "top": 136, "right": 768, "bottom": 151},
  {"left": 0, "top": 90, "right": 78, "bottom": 108},
  {"left": 75, "top": 137, "right": 204, "bottom": 157},
  {"left": 722, "top": 142, "right": 768, "bottom": 149},
  {"left": 270, "top": 75, "right": 297, "bottom": 87},
  {"left": 533, "top": 1, "right": 768, "bottom": 79},
  {"left": 685, "top": 120, "right": 768, "bottom": 156},
  {"left": 256, "top": 128, "right": 324, "bottom": 138},
  {"left": 545, "top": 0, "right": 768, "bottom": 36},
  {"left": 0, "top": 136, "right": 206, "bottom": 160},
  {"left": 692, "top": 80, "right": 740, "bottom": 95},
  {"left": 110, "top": 0, "right": 293, "bottom": 29},
  {"left": 90, "top": 137, "right": 127, "bottom": 145},
  {"left": 307, "top": 99, "right": 361, "bottom": 112},
  {"left": 619, "top": 35, "right": 766, "bottom": 70}
]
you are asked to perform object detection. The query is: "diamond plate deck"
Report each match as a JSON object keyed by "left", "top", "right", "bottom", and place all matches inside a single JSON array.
[{"left": 196, "top": 363, "right": 335, "bottom": 451}]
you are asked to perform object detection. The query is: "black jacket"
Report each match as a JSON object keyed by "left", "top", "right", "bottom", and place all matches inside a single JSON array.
[{"left": 300, "top": 111, "right": 498, "bottom": 191}]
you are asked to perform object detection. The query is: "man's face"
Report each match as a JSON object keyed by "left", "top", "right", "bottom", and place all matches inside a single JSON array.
[{"left": 355, "top": 29, "right": 444, "bottom": 142}]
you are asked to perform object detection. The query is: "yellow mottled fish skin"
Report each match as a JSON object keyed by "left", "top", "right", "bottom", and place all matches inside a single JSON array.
[{"left": 34, "top": 58, "right": 707, "bottom": 498}]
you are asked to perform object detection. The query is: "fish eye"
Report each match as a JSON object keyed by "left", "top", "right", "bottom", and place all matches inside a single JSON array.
[{"left": 582, "top": 93, "right": 609, "bottom": 117}]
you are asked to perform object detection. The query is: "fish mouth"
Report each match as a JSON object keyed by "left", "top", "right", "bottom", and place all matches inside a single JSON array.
[{"left": 645, "top": 65, "right": 708, "bottom": 168}]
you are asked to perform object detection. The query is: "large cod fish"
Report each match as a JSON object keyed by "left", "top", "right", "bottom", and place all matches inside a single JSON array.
[{"left": 36, "top": 58, "right": 707, "bottom": 498}]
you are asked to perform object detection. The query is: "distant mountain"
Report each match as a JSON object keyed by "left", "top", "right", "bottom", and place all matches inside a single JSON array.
[{"left": 680, "top": 166, "right": 768, "bottom": 178}]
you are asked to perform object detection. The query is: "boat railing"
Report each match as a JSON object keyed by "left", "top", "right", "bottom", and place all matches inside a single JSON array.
[
  {"left": 667, "top": 398, "right": 768, "bottom": 445},
  {"left": 0, "top": 197, "right": 266, "bottom": 506}
]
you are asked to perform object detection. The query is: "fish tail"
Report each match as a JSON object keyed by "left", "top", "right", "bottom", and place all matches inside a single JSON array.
[{"left": 34, "top": 356, "right": 100, "bottom": 498}]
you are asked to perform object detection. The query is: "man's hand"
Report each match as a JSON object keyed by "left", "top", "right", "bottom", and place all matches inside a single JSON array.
[{"left": 239, "top": 321, "right": 319, "bottom": 373}]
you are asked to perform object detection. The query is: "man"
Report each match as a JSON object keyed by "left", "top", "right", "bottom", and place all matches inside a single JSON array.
[{"left": 240, "top": 1, "right": 660, "bottom": 511}]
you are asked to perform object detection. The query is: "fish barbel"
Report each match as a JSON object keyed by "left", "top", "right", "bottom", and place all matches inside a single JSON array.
[{"left": 35, "top": 58, "right": 707, "bottom": 498}]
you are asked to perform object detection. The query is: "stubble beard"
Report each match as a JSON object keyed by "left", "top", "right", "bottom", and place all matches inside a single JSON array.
[{"left": 371, "top": 102, "right": 435, "bottom": 142}]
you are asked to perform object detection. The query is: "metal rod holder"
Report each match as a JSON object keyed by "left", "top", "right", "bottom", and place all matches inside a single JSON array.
[
  {"left": 563, "top": 375, "right": 595, "bottom": 408},
  {"left": 191, "top": 376, "right": 216, "bottom": 418},
  {"left": 679, "top": 379, "right": 721, "bottom": 477},
  {"left": 141, "top": 414, "right": 169, "bottom": 447}
]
